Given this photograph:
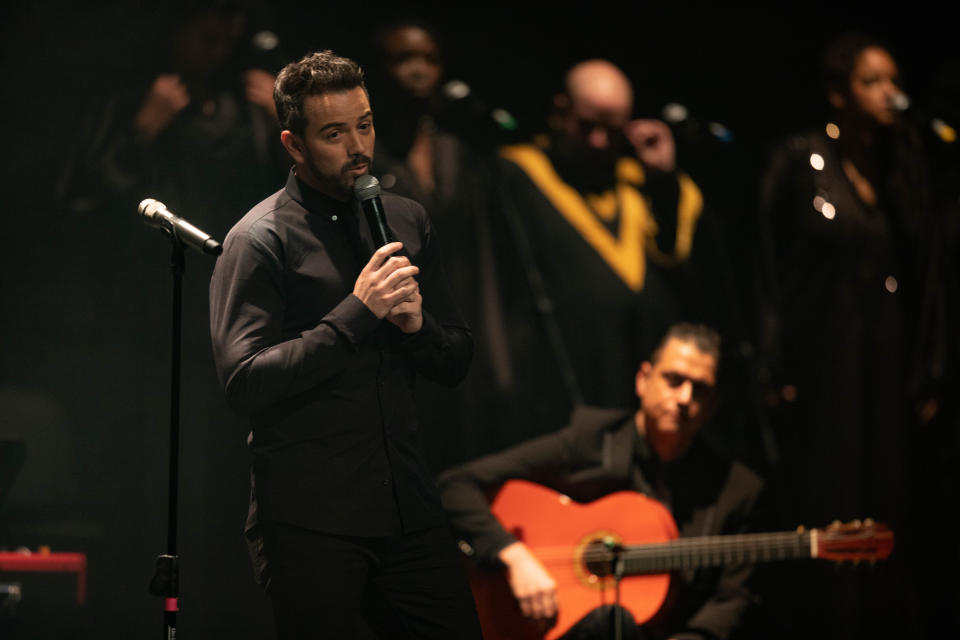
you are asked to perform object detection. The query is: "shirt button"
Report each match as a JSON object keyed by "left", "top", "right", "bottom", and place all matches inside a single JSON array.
[
  {"left": 331, "top": 215, "right": 338, "bottom": 221},
  {"left": 382, "top": 479, "right": 390, "bottom": 486}
]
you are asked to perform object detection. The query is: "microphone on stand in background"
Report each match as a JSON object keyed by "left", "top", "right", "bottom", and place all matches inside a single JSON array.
[
  {"left": 660, "top": 102, "right": 735, "bottom": 145},
  {"left": 440, "top": 78, "right": 520, "bottom": 141},
  {"left": 138, "top": 198, "right": 222, "bottom": 256},
  {"left": 891, "top": 88, "right": 958, "bottom": 146}
]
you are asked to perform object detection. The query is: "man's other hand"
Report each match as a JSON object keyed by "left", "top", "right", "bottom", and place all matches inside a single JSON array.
[
  {"left": 498, "top": 542, "right": 558, "bottom": 622},
  {"left": 386, "top": 285, "right": 423, "bottom": 334},
  {"left": 625, "top": 119, "right": 676, "bottom": 173},
  {"left": 353, "top": 243, "right": 420, "bottom": 319}
]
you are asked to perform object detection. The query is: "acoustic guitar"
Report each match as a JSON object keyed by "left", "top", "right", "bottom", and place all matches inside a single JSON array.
[{"left": 469, "top": 479, "right": 893, "bottom": 640}]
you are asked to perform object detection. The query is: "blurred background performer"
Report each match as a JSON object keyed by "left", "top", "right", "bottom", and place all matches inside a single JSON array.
[
  {"left": 494, "top": 59, "right": 745, "bottom": 443},
  {"left": 362, "top": 18, "right": 518, "bottom": 472},
  {"left": 58, "top": 0, "right": 289, "bottom": 241},
  {"left": 758, "top": 32, "right": 939, "bottom": 640},
  {"left": 209, "top": 51, "right": 481, "bottom": 639}
]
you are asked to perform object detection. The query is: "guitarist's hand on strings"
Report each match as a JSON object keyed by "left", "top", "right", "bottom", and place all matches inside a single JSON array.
[{"left": 499, "top": 541, "right": 558, "bottom": 622}]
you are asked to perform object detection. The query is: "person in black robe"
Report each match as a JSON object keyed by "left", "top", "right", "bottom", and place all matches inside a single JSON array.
[{"left": 757, "top": 32, "right": 939, "bottom": 640}]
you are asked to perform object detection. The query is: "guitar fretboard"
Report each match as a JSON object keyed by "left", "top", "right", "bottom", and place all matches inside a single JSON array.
[{"left": 616, "top": 531, "right": 814, "bottom": 575}]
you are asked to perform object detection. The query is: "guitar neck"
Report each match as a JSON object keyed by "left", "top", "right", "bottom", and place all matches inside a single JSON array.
[{"left": 622, "top": 530, "right": 815, "bottom": 575}]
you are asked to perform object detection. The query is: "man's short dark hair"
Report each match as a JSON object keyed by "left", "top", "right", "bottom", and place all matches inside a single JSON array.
[
  {"left": 274, "top": 50, "right": 366, "bottom": 136},
  {"left": 650, "top": 323, "right": 721, "bottom": 365}
]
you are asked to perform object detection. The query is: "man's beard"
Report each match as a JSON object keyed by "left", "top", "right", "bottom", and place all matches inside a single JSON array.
[{"left": 306, "top": 153, "right": 374, "bottom": 200}]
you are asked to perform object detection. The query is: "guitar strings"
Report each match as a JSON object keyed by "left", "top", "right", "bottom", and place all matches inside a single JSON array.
[{"left": 520, "top": 533, "right": 812, "bottom": 567}]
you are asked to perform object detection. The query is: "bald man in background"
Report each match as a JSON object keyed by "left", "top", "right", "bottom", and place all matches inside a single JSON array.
[{"left": 494, "top": 59, "right": 740, "bottom": 435}]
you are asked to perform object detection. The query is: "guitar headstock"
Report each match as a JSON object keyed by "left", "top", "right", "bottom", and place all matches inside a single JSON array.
[{"left": 814, "top": 519, "right": 894, "bottom": 563}]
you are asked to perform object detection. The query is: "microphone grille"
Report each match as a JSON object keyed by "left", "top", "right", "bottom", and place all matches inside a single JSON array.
[
  {"left": 139, "top": 198, "right": 169, "bottom": 222},
  {"left": 890, "top": 92, "right": 910, "bottom": 112},
  {"left": 442, "top": 79, "right": 471, "bottom": 101},
  {"left": 353, "top": 174, "right": 381, "bottom": 201}
]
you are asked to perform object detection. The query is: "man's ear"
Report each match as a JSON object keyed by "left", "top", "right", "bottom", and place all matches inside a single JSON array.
[
  {"left": 635, "top": 361, "right": 652, "bottom": 401},
  {"left": 828, "top": 90, "right": 846, "bottom": 111},
  {"left": 280, "top": 130, "right": 305, "bottom": 164}
]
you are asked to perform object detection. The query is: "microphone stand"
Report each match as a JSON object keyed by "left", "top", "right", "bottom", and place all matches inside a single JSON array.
[
  {"left": 148, "top": 239, "right": 184, "bottom": 640},
  {"left": 605, "top": 540, "right": 626, "bottom": 640},
  {"left": 144, "top": 216, "right": 219, "bottom": 640}
]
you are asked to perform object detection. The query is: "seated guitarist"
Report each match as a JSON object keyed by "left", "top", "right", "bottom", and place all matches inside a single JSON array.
[{"left": 438, "top": 323, "right": 764, "bottom": 640}]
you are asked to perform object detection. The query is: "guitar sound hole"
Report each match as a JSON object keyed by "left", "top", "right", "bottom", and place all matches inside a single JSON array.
[{"left": 582, "top": 540, "right": 616, "bottom": 578}]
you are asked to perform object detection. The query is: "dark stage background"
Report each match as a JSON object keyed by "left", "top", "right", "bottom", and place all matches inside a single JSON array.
[{"left": 0, "top": 2, "right": 956, "bottom": 638}]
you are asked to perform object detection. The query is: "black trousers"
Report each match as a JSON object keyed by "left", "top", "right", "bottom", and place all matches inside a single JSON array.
[{"left": 261, "top": 521, "right": 483, "bottom": 639}]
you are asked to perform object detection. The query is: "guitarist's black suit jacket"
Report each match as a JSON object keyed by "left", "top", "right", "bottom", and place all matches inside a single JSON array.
[{"left": 438, "top": 406, "right": 764, "bottom": 640}]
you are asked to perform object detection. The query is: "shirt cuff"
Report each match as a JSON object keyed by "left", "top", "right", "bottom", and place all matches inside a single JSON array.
[
  {"left": 475, "top": 531, "right": 520, "bottom": 567},
  {"left": 324, "top": 294, "right": 380, "bottom": 349},
  {"left": 390, "top": 310, "right": 443, "bottom": 352}
]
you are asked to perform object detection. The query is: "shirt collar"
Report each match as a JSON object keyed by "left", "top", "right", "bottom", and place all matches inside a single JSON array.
[{"left": 284, "top": 169, "right": 353, "bottom": 217}]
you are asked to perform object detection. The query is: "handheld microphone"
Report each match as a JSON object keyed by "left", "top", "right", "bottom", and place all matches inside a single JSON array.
[
  {"left": 138, "top": 199, "right": 223, "bottom": 256},
  {"left": 889, "top": 92, "right": 910, "bottom": 112},
  {"left": 353, "top": 175, "right": 393, "bottom": 248}
]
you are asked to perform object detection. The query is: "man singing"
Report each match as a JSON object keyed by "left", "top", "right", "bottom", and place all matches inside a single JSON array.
[{"left": 209, "top": 50, "right": 481, "bottom": 639}]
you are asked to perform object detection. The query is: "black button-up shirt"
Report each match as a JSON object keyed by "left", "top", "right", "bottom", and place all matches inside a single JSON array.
[{"left": 210, "top": 170, "right": 472, "bottom": 536}]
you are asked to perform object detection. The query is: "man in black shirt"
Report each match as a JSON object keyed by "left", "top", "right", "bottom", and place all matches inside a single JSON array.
[
  {"left": 439, "top": 324, "right": 763, "bottom": 640},
  {"left": 209, "top": 50, "right": 481, "bottom": 639}
]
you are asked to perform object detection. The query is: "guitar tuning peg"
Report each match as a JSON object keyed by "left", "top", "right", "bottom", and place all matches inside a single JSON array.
[
  {"left": 796, "top": 525, "right": 806, "bottom": 534},
  {"left": 852, "top": 519, "right": 862, "bottom": 527},
  {"left": 831, "top": 520, "right": 842, "bottom": 528},
  {"left": 864, "top": 518, "right": 875, "bottom": 526}
]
